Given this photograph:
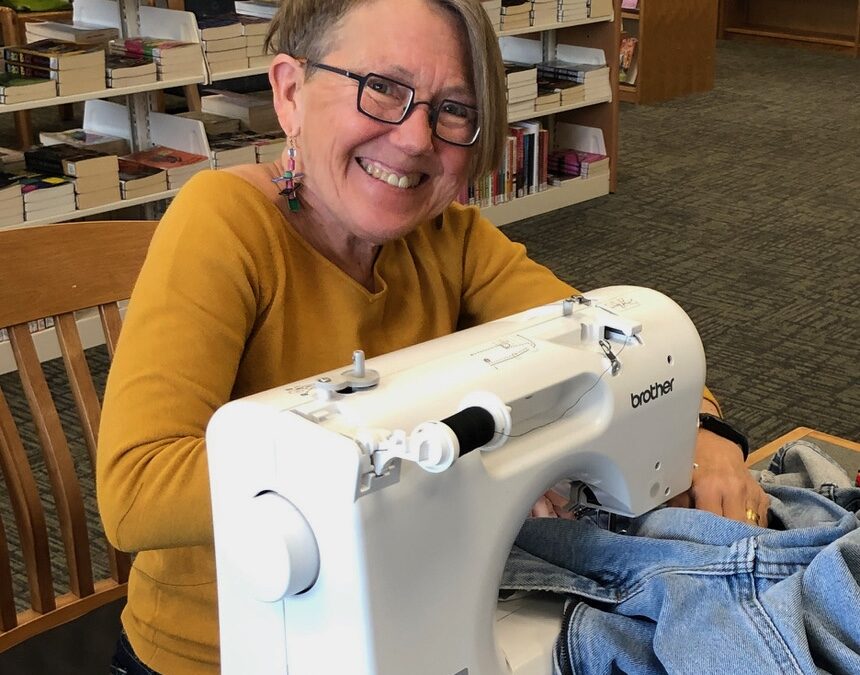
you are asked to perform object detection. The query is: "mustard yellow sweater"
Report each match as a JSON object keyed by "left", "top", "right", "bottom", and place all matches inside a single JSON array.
[{"left": 97, "top": 170, "right": 579, "bottom": 673}]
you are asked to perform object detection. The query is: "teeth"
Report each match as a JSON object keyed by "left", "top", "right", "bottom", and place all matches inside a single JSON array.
[{"left": 359, "top": 159, "right": 420, "bottom": 189}]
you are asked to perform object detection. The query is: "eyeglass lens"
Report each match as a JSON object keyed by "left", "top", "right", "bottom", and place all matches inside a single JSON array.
[{"left": 361, "top": 74, "right": 479, "bottom": 145}]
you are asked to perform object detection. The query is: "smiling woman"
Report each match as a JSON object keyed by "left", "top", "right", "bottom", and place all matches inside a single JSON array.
[{"left": 95, "top": 0, "right": 766, "bottom": 673}]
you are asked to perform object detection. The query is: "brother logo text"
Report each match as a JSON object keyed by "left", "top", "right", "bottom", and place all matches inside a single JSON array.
[{"left": 631, "top": 378, "right": 675, "bottom": 409}]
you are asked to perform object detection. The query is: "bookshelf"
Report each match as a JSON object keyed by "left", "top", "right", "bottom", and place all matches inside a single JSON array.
[
  {"left": 718, "top": 0, "right": 860, "bottom": 55},
  {"left": 619, "top": 0, "right": 719, "bottom": 104}
]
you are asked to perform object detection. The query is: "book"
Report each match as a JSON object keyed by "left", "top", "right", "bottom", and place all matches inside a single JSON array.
[
  {"left": 177, "top": 110, "right": 242, "bottom": 135},
  {"left": 24, "top": 144, "right": 118, "bottom": 179},
  {"left": 75, "top": 185, "right": 121, "bottom": 210},
  {"left": 504, "top": 61, "right": 537, "bottom": 87},
  {"left": 70, "top": 172, "right": 120, "bottom": 194},
  {"left": 3, "top": 62, "right": 105, "bottom": 96},
  {"left": 108, "top": 74, "right": 159, "bottom": 88},
  {"left": 105, "top": 52, "right": 157, "bottom": 79},
  {"left": 3, "top": 39, "right": 105, "bottom": 71},
  {"left": 39, "top": 128, "right": 130, "bottom": 156},
  {"left": 234, "top": 13, "right": 271, "bottom": 36},
  {"left": 619, "top": 36, "right": 639, "bottom": 85},
  {"left": 202, "top": 36, "right": 247, "bottom": 53},
  {"left": 233, "top": 0, "right": 279, "bottom": 19},
  {"left": 200, "top": 91, "right": 279, "bottom": 133},
  {"left": 204, "top": 47, "right": 247, "bottom": 63},
  {"left": 208, "top": 59, "right": 252, "bottom": 76},
  {"left": 121, "top": 145, "right": 209, "bottom": 175},
  {"left": 207, "top": 132, "right": 258, "bottom": 166},
  {"left": 24, "top": 20, "right": 118, "bottom": 46},
  {"left": 116, "top": 38, "right": 202, "bottom": 65},
  {"left": 118, "top": 157, "right": 168, "bottom": 193},
  {"left": 248, "top": 54, "right": 275, "bottom": 69},
  {"left": 18, "top": 173, "right": 75, "bottom": 205},
  {"left": 0, "top": 72, "right": 56, "bottom": 104},
  {"left": 0, "top": 146, "right": 25, "bottom": 170},
  {"left": 197, "top": 15, "right": 244, "bottom": 40}
]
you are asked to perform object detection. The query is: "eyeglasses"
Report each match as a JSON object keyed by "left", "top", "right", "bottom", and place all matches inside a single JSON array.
[{"left": 309, "top": 62, "right": 481, "bottom": 147}]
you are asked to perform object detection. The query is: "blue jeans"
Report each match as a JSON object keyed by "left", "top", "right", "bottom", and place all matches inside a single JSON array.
[
  {"left": 110, "top": 632, "right": 161, "bottom": 675},
  {"left": 501, "top": 441, "right": 860, "bottom": 674}
]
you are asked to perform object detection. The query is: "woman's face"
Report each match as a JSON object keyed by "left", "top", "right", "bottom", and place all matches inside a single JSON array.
[{"left": 284, "top": 0, "right": 475, "bottom": 244}]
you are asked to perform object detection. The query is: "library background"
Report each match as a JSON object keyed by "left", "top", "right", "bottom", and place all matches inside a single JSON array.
[{"left": 0, "top": 0, "right": 858, "bottom": 671}]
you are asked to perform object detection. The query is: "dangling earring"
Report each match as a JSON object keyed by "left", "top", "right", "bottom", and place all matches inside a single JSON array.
[{"left": 271, "top": 138, "right": 303, "bottom": 212}]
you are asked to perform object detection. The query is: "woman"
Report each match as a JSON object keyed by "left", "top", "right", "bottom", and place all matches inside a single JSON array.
[{"left": 98, "top": 0, "right": 767, "bottom": 672}]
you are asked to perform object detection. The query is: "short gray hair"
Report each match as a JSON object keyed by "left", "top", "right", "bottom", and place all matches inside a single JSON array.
[{"left": 265, "top": 0, "right": 506, "bottom": 181}]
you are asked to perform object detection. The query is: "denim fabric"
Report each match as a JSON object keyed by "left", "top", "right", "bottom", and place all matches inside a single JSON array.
[
  {"left": 501, "top": 441, "right": 860, "bottom": 675},
  {"left": 110, "top": 632, "right": 161, "bottom": 675}
]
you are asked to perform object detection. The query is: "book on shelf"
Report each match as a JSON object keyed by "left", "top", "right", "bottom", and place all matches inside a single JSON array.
[
  {"left": 24, "top": 143, "right": 119, "bottom": 179},
  {"left": 115, "top": 38, "right": 203, "bottom": 78},
  {"left": 74, "top": 184, "right": 121, "bottom": 209},
  {"left": 105, "top": 52, "right": 157, "bottom": 79},
  {"left": 3, "top": 40, "right": 106, "bottom": 71},
  {"left": 208, "top": 132, "right": 258, "bottom": 168},
  {"left": 557, "top": 0, "right": 588, "bottom": 22},
  {"left": 0, "top": 72, "right": 56, "bottom": 104},
  {"left": 24, "top": 20, "right": 119, "bottom": 46},
  {"left": 248, "top": 54, "right": 275, "bottom": 69},
  {"left": 587, "top": 0, "right": 614, "bottom": 18},
  {"left": 18, "top": 172, "right": 76, "bottom": 207},
  {"left": 480, "top": 1, "right": 501, "bottom": 29},
  {"left": 108, "top": 74, "right": 159, "bottom": 88},
  {"left": 504, "top": 61, "right": 537, "bottom": 87},
  {"left": 538, "top": 77, "right": 585, "bottom": 105},
  {"left": 535, "top": 81, "right": 561, "bottom": 109},
  {"left": 197, "top": 14, "right": 244, "bottom": 41},
  {"left": 201, "top": 90, "right": 279, "bottom": 133},
  {"left": 209, "top": 59, "right": 253, "bottom": 76},
  {"left": 70, "top": 171, "right": 120, "bottom": 194},
  {"left": 531, "top": 0, "right": 557, "bottom": 27},
  {"left": 203, "top": 36, "right": 247, "bottom": 53},
  {"left": 205, "top": 47, "right": 247, "bottom": 64},
  {"left": 234, "top": 13, "right": 271, "bottom": 36},
  {"left": 619, "top": 35, "right": 639, "bottom": 85},
  {"left": 621, "top": 0, "right": 639, "bottom": 9},
  {"left": 39, "top": 128, "right": 130, "bottom": 156},
  {"left": 0, "top": 172, "right": 24, "bottom": 225},
  {"left": 3, "top": 61, "right": 105, "bottom": 96},
  {"left": 176, "top": 110, "right": 242, "bottom": 135},
  {"left": 233, "top": 0, "right": 279, "bottom": 19},
  {"left": 121, "top": 145, "right": 209, "bottom": 189},
  {"left": 118, "top": 158, "right": 168, "bottom": 198},
  {"left": 548, "top": 148, "right": 609, "bottom": 185}
]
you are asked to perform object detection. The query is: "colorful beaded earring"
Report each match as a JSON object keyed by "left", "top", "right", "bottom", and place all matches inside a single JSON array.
[{"left": 271, "top": 139, "right": 303, "bottom": 212}]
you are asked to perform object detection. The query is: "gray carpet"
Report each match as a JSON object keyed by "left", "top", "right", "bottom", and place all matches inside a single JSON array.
[{"left": 1, "top": 39, "right": 858, "bottom": 632}]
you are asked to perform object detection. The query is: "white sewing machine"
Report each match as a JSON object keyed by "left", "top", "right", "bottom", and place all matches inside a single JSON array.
[{"left": 207, "top": 286, "right": 706, "bottom": 675}]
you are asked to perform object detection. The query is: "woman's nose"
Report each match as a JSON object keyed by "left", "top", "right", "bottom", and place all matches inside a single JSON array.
[{"left": 389, "top": 102, "right": 434, "bottom": 154}]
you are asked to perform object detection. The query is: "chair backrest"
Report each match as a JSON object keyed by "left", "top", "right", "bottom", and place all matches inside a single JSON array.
[{"left": 0, "top": 220, "right": 157, "bottom": 654}]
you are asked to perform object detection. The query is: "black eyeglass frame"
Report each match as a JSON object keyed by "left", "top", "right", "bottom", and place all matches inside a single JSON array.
[{"left": 308, "top": 62, "right": 481, "bottom": 147}]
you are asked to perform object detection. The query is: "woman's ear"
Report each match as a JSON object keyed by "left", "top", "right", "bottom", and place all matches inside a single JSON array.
[{"left": 269, "top": 54, "right": 305, "bottom": 137}]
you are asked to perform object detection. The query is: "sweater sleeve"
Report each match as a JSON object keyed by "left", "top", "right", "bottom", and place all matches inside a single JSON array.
[
  {"left": 453, "top": 203, "right": 576, "bottom": 328},
  {"left": 97, "top": 172, "right": 277, "bottom": 552}
]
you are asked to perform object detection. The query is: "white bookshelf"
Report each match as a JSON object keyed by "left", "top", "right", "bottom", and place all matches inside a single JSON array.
[{"left": 483, "top": 173, "right": 609, "bottom": 227}]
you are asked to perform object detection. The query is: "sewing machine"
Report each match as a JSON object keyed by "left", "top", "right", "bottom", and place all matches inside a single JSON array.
[{"left": 207, "top": 286, "right": 706, "bottom": 674}]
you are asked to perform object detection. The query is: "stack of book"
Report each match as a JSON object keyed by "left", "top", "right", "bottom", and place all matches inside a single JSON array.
[
  {"left": 118, "top": 158, "right": 168, "bottom": 200},
  {"left": 0, "top": 72, "right": 56, "bottom": 104},
  {"left": 534, "top": 79, "right": 561, "bottom": 111},
  {"left": 619, "top": 35, "right": 639, "bottom": 84},
  {"left": 19, "top": 173, "right": 76, "bottom": 220},
  {"left": 24, "top": 20, "right": 118, "bottom": 46},
  {"left": 0, "top": 173, "right": 23, "bottom": 228},
  {"left": 3, "top": 40, "right": 106, "bottom": 96},
  {"left": 114, "top": 37, "right": 203, "bottom": 81},
  {"left": 121, "top": 145, "right": 209, "bottom": 190},
  {"left": 201, "top": 91, "right": 279, "bottom": 133},
  {"left": 248, "top": 131, "right": 285, "bottom": 163},
  {"left": 530, "top": 0, "right": 557, "bottom": 26},
  {"left": 504, "top": 61, "right": 537, "bottom": 118},
  {"left": 198, "top": 15, "right": 247, "bottom": 76},
  {"left": 176, "top": 110, "right": 242, "bottom": 136},
  {"left": 500, "top": 0, "right": 531, "bottom": 30},
  {"left": 236, "top": 14, "right": 272, "bottom": 68},
  {"left": 537, "top": 59, "right": 611, "bottom": 100},
  {"left": 480, "top": 0, "right": 501, "bottom": 30},
  {"left": 24, "top": 143, "right": 121, "bottom": 210},
  {"left": 39, "top": 128, "right": 130, "bottom": 156},
  {"left": 557, "top": 0, "right": 588, "bottom": 22},
  {"left": 536, "top": 77, "right": 585, "bottom": 107},
  {"left": 106, "top": 51, "right": 157, "bottom": 88},
  {"left": 548, "top": 148, "right": 609, "bottom": 185},
  {"left": 207, "top": 132, "right": 257, "bottom": 169},
  {"left": 233, "top": 0, "right": 279, "bottom": 19}
]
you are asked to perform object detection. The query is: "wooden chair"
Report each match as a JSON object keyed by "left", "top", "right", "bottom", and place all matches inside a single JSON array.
[{"left": 0, "top": 220, "right": 157, "bottom": 671}]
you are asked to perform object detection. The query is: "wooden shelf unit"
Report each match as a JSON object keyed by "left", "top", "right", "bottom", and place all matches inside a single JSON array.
[
  {"left": 619, "top": 0, "right": 719, "bottom": 104},
  {"left": 718, "top": 0, "right": 860, "bottom": 55}
]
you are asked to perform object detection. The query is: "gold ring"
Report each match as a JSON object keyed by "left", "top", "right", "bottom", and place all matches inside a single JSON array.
[{"left": 745, "top": 508, "right": 760, "bottom": 525}]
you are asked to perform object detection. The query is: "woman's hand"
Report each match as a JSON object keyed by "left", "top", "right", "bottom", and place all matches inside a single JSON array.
[{"left": 667, "top": 427, "right": 769, "bottom": 526}]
